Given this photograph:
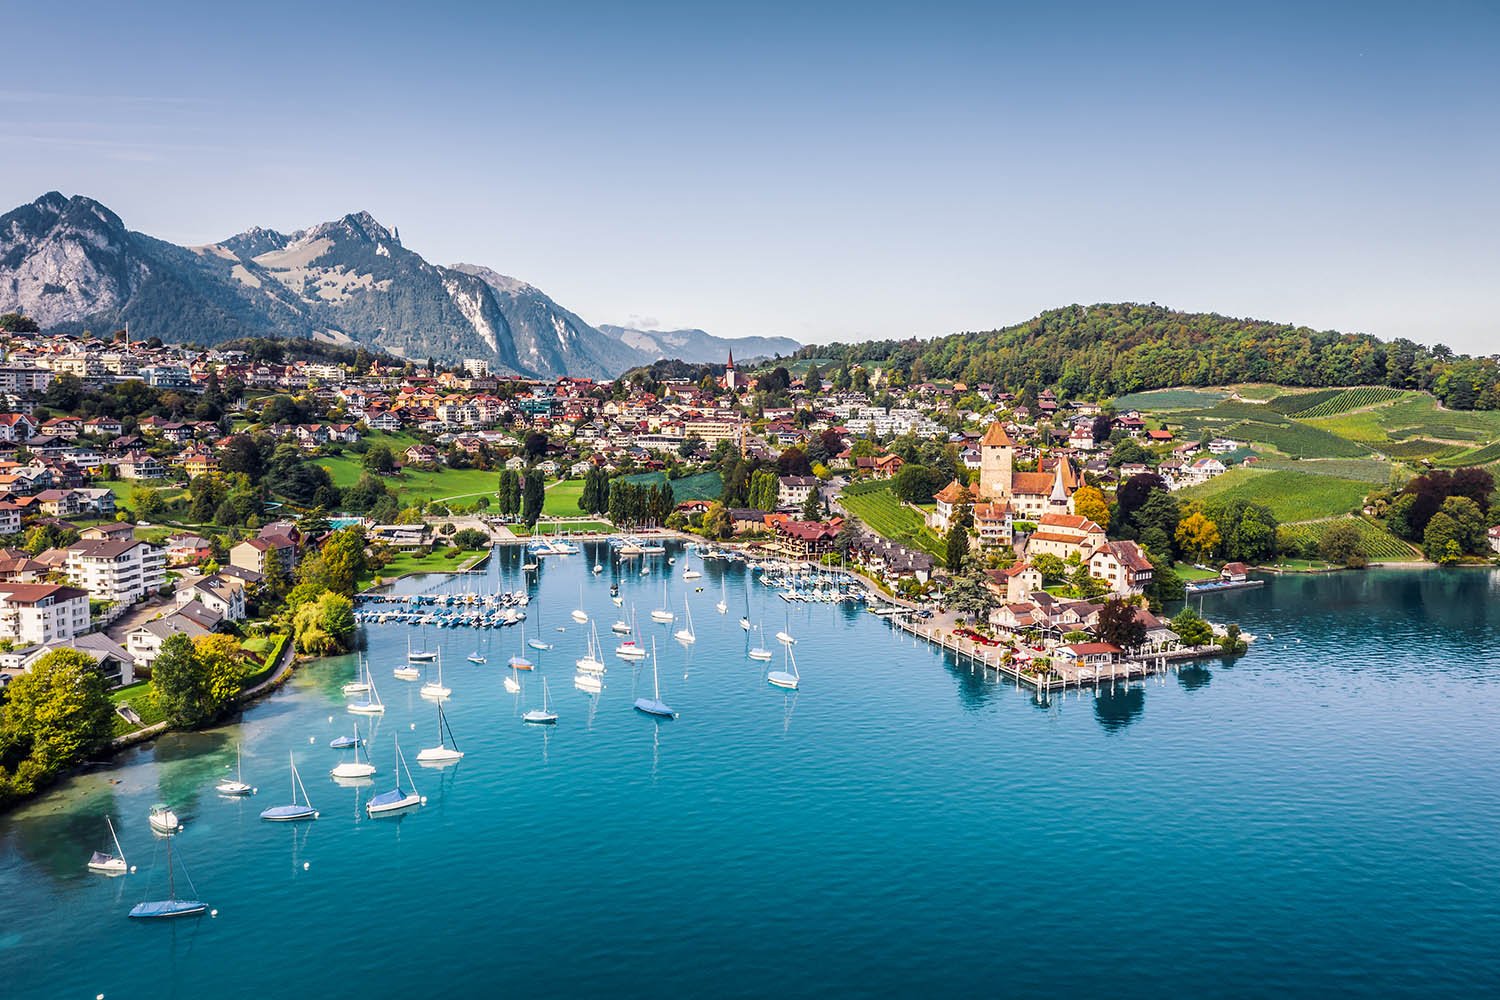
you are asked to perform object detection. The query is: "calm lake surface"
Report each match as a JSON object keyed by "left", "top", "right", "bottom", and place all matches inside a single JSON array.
[{"left": 3, "top": 547, "right": 1498, "bottom": 998}]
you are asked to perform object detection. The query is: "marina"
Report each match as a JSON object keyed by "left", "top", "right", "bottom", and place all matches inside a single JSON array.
[{"left": 2, "top": 556, "right": 1498, "bottom": 998}]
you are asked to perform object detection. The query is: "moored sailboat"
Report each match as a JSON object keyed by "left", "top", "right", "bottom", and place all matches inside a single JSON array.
[
  {"left": 260, "top": 753, "right": 318, "bottom": 821},
  {"left": 128, "top": 836, "right": 205, "bottom": 919},
  {"left": 633, "top": 639, "right": 677, "bottom": 718},
  {"left": 416, "top": 702, "right": 464, "bottom": 764},
  {"left": 330, "top": 724, "right": 376, "bottom": 779},
  {"left": 522, "top": 677, "right": 558, "bottom": 724},
  {"left": 88, "top": 816, "right": 128, "bottom": 875},
  {"left": 366, "top": 739, "right": 425, "bottom": 816},
  {"left": 216, "top": 743, "right": 254, "bottom": 795}
]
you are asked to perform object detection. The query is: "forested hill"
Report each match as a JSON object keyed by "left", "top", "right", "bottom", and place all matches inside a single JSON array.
[{"left": 794, "top": 304, "right": 1499, "bottom": 410}]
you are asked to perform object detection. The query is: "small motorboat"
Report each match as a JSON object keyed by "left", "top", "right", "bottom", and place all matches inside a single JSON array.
[{"left": 148, "top": 804, "right": 180, "bottom": 835}]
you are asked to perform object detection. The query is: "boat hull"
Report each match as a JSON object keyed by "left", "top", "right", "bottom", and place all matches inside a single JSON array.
[
  {"left": 522, "top": 711, "right": 558, "bottom": 725},
  {"left": 130, "top": 900, "right": 206, "bottom": 919},
  {"left": 216, "top": 781, "right": 253, "bottom": 796},
  {"left": 259, "top": 805, "right": 318, "bottom": 822},
  {"left": 415, "top": 748, "right": 463, "bottom": 763},
  {"left": 767, "top": 671, "right": 800, "bottom": 690},
  {"left": 366, "top": 793, "right": 422, "bottom": 816},
  {"left": 633, "top": 698, "right": 676, "bottom": 718}
]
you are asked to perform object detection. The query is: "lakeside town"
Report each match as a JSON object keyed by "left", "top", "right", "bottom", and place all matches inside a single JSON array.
[{"left": 0, "top": 315, "right": 1494, "bottom": 808}]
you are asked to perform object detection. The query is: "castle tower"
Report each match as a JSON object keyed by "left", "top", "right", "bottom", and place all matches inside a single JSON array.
[{"left": 978, "top": 421, "right": 1014, "bottom": 501}]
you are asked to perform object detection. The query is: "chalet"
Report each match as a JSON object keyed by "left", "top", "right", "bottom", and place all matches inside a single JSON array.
[
  {"left": 116, "top": 451, "right": 165, "bottom": 480},
  {"left": 854, "top": 454, "right": 904, "bottom": 479},
  {"left": 772, "top": 518, "right": 842, "bottom": 559},
  {"left": 1220, "top": 562, "right": 1250, "bottom": 583},
  {"left": 83, "top": 416, "right": 123, "bottom": 437},
  {"left": 1055, "top": 642, "right": 1123, "bottom": 669},
  {"left": 926, "top": 479, "right": 970, "bottom": 533},
  {"left": 0, "top": 413, "right": 36, "bottom": 442},
  {"left": 777, "top": 476, "right": 819, "bottom": 510},
  {"left": 972, "top": 501, "right": 1014, "bottom": 548},
  {"left": 1026, "top": 512, "right": 1108, "bottom": 561},
  {"left": 405, "top": 444, "right": 440, "bottom": 467},
  {"left": 986, "top": 562, "right": 1042, "bottom": 602}
]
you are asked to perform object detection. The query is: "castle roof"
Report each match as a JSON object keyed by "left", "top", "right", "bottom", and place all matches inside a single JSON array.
[{"left": 981, "top": 422, "right": 1013, "bottom": 447}]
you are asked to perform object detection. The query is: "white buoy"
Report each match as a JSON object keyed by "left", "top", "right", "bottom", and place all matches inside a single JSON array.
[
  {"left": 129, "top": 865, "right": 137, "bottom": 873},
  {"left": 327, "top": 715, "right": 333, "bottom": 723},
  {"left": 308, "top": 736, "right": 315, "bottom": 744},
  {"left": 303, "top": 861, "right": 310, "bottom": 870},
  {"left": 409, "top": 722, "right": 416, "bottom": 730},
  {"left": 210, "top": 909, "right": 218, "bottom": 917}
]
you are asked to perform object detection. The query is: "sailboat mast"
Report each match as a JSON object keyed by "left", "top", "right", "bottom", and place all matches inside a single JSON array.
[{"left": 166, "top": 836, "right": 175, "bottom": 901}]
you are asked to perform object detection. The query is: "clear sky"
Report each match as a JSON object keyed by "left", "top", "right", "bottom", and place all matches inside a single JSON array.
[{"left": 2, "top": 0, "right": 1496, "bottom": 353}]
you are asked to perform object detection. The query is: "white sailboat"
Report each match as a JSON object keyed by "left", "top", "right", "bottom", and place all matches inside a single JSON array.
[
  {"left": 348, "top": 669, "right": 385, "bottom": 715},
  {"left": 259, "top": 753, "right": 318, "bottom": 821},
  {"left": 88, "top": 816, "right": 128, "bottom": 875},
  {"left": 739, "top": 587, "right": 752, "bottom": 631},
  {"left": 420, "top": 649, "right": 451, "bottom": 700},
  {"left": 748, "top": 624, "right": 773, "bottom": 661},
  {"left": 682, "top": 551, "right": 701, "bottom": 580},
  {"left": 341, "top": 653, "right": 371, "bottom": 696},
  {"left": 366, "top": 739, "right": 424, "bottom": 816},
  {"left": 525, "top": 620, "right": 552, "bottom": 652},
  {"left": 673, "top": 597, "right": 696, "bottom": 644},
  {"left": 716, "top": 580, "right": 728, "bottom": 615},
  {"left": 571, "top": 584, "right": 589, "bottom": 624},
  {"left": 776, "top": 610, "right": 797, "bottom": 646},
  {"left": 330, "top": 723, "right": 376, "bottom": 779},
  {"left": 148, "top": 804, "right": 180, "bottom": 835},
  {"left": 416, "top": 702, "right": 464, "bottom": 764},
  {"left": 576, "top": 622, "right": 606, "bottom": 675},
  {"left": 523, "top": 677, "right": 558, "bottom": 724},
  {"left": 504, "top": 662, "right": 522, "bottom": 694},
  {"left": 216, "top": 743, "right": 254, "bottom": 795},
  {"left": 393, "top": 658, "right": 421, "bottom": 680},
  {"left": 633, "top": 639, "right": 676, "bottom": 718},
  {"left": 767, "top": 644, "right": 801, "bottom": 690},
  {"left": 128, "top": 836, "right": 205, "bottom": 919},
  {"left": 650, "top": 583, "right": 674, "bottom": 623}
]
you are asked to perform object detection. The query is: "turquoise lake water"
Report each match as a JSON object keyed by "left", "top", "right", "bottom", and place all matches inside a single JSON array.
[{"left": 2, "top": 546, "right": 1498, "bottom": 998}]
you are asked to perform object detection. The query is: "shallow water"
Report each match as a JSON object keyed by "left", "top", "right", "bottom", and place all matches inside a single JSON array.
[{"left": 3, "top": 549, "right": 1498, "bottom": 998}]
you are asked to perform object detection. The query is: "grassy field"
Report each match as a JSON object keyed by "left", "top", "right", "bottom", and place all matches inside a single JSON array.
[
  {"left": 360, "top": 546, "right": 488, "bottom": 587},
  {"left": 543, "top": 478, "right": 586, "bottom": 516},
  {"left": 509, "top": 520, "right": 616, "bottom": 537},
  {"left": 319, "top": 455, "right": 500, "bottom": 506},
  {"left": 1232, "top": 383, "right": 1302, "bottom": 401},
  {"left": 110, "top": 681, "right": 164, "bottom": 738},
  {"left": 838, "top": 480, "right": 946, "bottom": 559},
  {"left": 1274, "top": 516, "right": 1421, "bottom": 562},
  {"left": 1172, "top": 562, "right": 1221, "bottom": 581},
  {"left": 1177, "top": 468, "right": 1370, "bottom": 522},
  {"left": 618, "top": 470, "right": 724, "bottom": 501},
  {"left": 1112, "top": 388, "right": 1229, "bottom": 411},
  {"left": 1250, "top": 456, "right": 1394, "bottom": 483}
]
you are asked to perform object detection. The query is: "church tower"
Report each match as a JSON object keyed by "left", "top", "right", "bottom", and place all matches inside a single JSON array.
[
  {"left": 978, "top": 421, "right": 1014, "bottom": 501},
  {"left": 722, "top": 349, "right": 737, "bottom": 391}
]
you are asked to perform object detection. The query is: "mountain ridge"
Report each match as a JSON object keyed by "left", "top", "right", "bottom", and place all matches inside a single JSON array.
[{"left": 0, "top": 192, "right": 799, "bottom": 377}]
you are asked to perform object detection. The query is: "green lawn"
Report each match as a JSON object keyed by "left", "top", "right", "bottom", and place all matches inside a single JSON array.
[
  {"left": 1172, "top": 562, "right": 1221, "bottom": 581},
  {"left": 1177, "top": 468, "right": 1370, "bottom": 522},
  {"left": 508, "top": 520, "right": 616, "bottom": 537},
  {"left": 110, "top": 681, "right": 164, "bottom": 738},
  {"left": 838, "top": 480, "right": 946, "bottom": 559},
  {"left": 543, "top": 478, "right": 586, "bottom": 516},
  {"left": 360, "top": 547, "right": 489, "bottom": 587},
  {"left": 319, "top": 455, "right": 500, "bottom": 506}
]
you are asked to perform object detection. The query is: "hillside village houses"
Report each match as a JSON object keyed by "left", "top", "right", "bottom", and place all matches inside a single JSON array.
[{"left": 0, "top": 321, "right": 1301, "bottom": 689}]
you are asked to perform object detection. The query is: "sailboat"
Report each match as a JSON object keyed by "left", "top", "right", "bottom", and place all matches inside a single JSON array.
[
  {"left": 466, "top": 640, "right": 486, "bottom": 665},
  {"left": 347, "top": 669, "right": 385, "bottom": 715},
  {"left": 616, "top": 608, "right": 646, "bottom": 659},
  {"left": 522, "top": 677, "right": 558, "bottom": 724},
  {"left": 574, "top": 670, "right": 602, "bottom": 694},
  {"left": 128, "top": 836, "right": 205, "bottom": 919},
  {"left": 148, "top": 804, "right": 180, "bottom": 835},
  {"left": 682, "top": 551, "right": 701, "bottom": 580},
  {"left": 504, "top": 661, "right": 522, "bottom": 694},
  {"left": 407, "top": 632, "right": 436, "bottom": 663},
  {"left": 88, "top": 816, "right": 128, "bottom": 875},
  {"left": 330, "top": 730, "right": 363, "bottom": 750},
  {"left": 216, "top": 743, "right": 254, "bottom": 795},
  {"left": 767, "top": 644, "right": 801, "bottom": 690},
  {"left": 366, "top": 739, "right": 424, "bottom": 816},
  {"left": 525, "top": 620, "right": 552, "bottom": 652},
  {"left": 341, "top": 653, "right": 371, "bottom": 696},
  {"left": 650, "top": 583, "right": 675, "bottom": 623},
  {"left": 393, "top": 657, "right": 421, "bottom": 680},
  {"left": 716, "top": 580, "right": 728, "bottom": 615},
  {"left": 748, "top": 624, "right": 773, "bottom": 661},
  {"left": 775, "top": 610, "right": 797, "bottom": 645},
  {"left": 330, "top": 724, "right": 376, "bottom": 779},
  {"left": 420, "top": 649, "right": 451, "bottom": 700},
  {"left": 739, "top": 587, "right": 752, "bottom": 631},
  {"left": 416, "top": 703, "right": 464, "bottom": 763},
  {"left": 634, "top": 639, "right": 677, "bottom": 718},
  {"left": 571, "top": 584, "right": 589, "bottom": 624},
  {"left": 576, "top": 622, "right": 606, "bottom": 675},
  {"left": 592, "top": 560, "right": 603, "bottom": 575},
  {"left": 611, "top": 615, "right": 632, "bottom": 634},
  {"left": 259, "top": 752, "right": 318, "bottom": 821},
  {"left": 673, "top": 596, "right": 696, "bottom": 644}
]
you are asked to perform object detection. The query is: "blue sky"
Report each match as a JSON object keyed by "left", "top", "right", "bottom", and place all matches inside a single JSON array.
[{"left": 2, "top": 0, "right": 1496, "bottom": 352}]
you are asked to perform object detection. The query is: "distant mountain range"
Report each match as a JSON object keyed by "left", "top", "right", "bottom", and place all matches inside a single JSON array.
[
  {"left": 0, "top": 193, "right": 800, "bottom": 378},
  {"left": 597, "top": 325, "right": 800, "bottom": 365}
]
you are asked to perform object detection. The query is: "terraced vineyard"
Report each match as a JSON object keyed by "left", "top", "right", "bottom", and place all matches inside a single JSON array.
[
  {"left": 1275, "top": 517, "right": 1420, "bottom": 562},
  {"left": 1289, "top": 386, "right": 1408, "bottom": 418},
  {"left": 1177, "top": 469, "right": 1370, "bottom": 522},
  {"left": 1168, "top": 402, "right": 1372, "bottom": 459},
  {"left": 1267, "top": 388, "right": 1343, "bottom": 415},
  {"left": 838, "top": 480, "right": 946, "bottom": 558},
  {"left": 1435, "top": 439, "right": 1500, "bottom": 468}
]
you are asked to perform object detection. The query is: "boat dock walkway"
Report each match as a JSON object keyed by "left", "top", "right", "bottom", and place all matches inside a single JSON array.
[{"left": 887, "top": 614, "right": 1200, "bottom": 693}]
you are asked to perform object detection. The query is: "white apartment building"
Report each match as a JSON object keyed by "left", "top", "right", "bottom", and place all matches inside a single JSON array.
[
  {"left": 0, "top": 584, "right": 90, "bottom": 646},
  {"left": 66, "top": 538, "right": 167, "bottom": 604}
]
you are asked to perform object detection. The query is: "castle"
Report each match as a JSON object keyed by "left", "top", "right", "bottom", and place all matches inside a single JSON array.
[{"left": 977, "top": 421, "right": 1077, "bottom": 519}]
